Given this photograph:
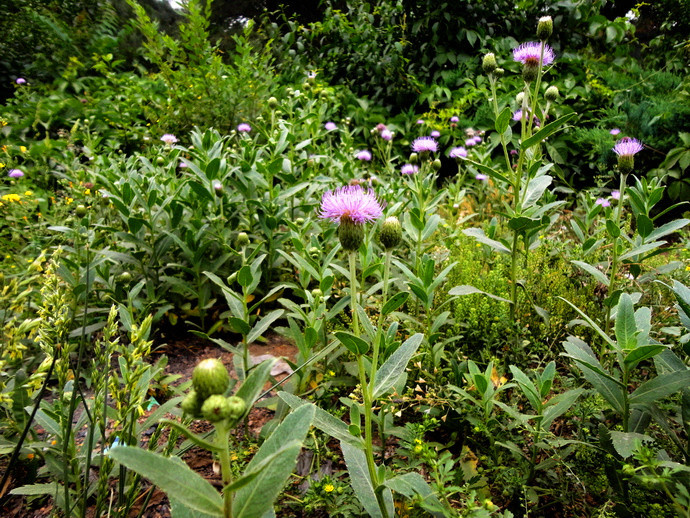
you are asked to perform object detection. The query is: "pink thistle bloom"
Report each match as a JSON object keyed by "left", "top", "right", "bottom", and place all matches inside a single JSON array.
[
  {"left": 412, "top": 137, "right": 438, "bottom": 153},
  {"left": 595, "top": 198, "right": 611, "bottom": 207},
  {"left": 613, "top": 137, "right": 643, "bottom": 157},
  {"left": 465, "top": 138, "right": 477, "bottom": 147},
  {"left": 513, "top": 42, "right": 555, "bottom": 66},
  {"left": 513, "top": 109, "right": 527, "bottom": 121},
  {"left": 380, "top": 129, "right": 393, "bottom": 141},
  {"left": 355, "top": 150, "right": 372, "bottom": 161},
  {"left": 237, "top": 123, "right": 251, "bottom": 133},
  {"left": 430, "top": 130, "right": 441, "bottom": 138},
  {"left": 611, "top": 190, "right": 620, "bottom": 200},
  {"left": 160, "top": 134, "right": 178, "bottom": 145},
  {"left": 449, "top": 147, "right": 467, "bottom": 159},
  {"left": 319, "top": 185, "right": 383, "bottom": 225},
  {"left": 15, "top": 78, "right": 26, "bottom": 85},
  {"left": 610, "top": 128, "right": 621, "bottom": 136},
  {"left": 416, "top": 119, "right": 425, "bottom": 124},
  {"left": 179, "top": 162, "right": 188, "bottom": 168},
  {"left": 472, "top": 136, "right": 482, "bottom": 145},
  {"left": 401, "top": 164, "right": 419, "bottom": 175},
  {"left": 450, "top": 116, "right": 459, "bottom": 123},
  {"left": 8, "top": 169, "right": 24, "bottom": 178},
  {"left": 475, "top": 174, "right": 489, "bottom": 181},
  {"left": 325, "top": 122, "right": 337, "bottom": 131}
]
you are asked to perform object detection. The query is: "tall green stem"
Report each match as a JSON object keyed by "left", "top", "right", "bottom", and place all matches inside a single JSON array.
[
  {"left": 490, "top": 76, "right": 513, "bottom": 173},
  {"left": 605, "top": 173, "right": 628, "bottom": 336},
  {"left": 216, "top": 421, "right": 234, "bottom": 518}
]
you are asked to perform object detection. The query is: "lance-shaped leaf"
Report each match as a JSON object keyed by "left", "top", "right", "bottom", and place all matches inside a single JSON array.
[
  {"left": 462, "top": 227, "right": 511, "bottom": 254},
  {"left": 373, "top": 333, "right": 424, "bottom": 398},
  {"left": 521, "top": 112, "right": 576, "bottom": 150},
  {"left": 629, "top": 371, "right": 690, "bottom": 407},
  {"left": 341, "top": 442, "right": 394, "bottom": 518}
]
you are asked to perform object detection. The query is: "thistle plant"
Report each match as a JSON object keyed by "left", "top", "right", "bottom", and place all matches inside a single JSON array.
[
  {"left": 278, "top": 184, "right": 443, "bottom": 517},
  {"left": 109, "top": 356, "right": 315, "bottom": 518}
]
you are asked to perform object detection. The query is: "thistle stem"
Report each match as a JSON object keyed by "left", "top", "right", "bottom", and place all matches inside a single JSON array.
[{"left": 605, "top": 173, "right": 628, "bottom": 336}]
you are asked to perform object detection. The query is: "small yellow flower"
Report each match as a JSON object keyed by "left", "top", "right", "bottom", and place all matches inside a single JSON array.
[
  {"left": 66, "top": 197, "right": 74, "bottom": 205},
  {"left": 2, "top": 194, "right": 21, "bottom": 203},
  {"left": 84, "top": 189, "right": 91, "bottom": 195},
  {"left": 0, "top": 162, "right": 4, "bottom": 168},
  {"left": 413, "top": 444, "right": 423, "bottom": 453},
  {"left": 24, "top": 190, "right": 33, "bottom": 196},
  {"left": 323, "top": 483, "right": 334, "bottom": 493},
  {"left": 20, "top": 146, "right": 27, "bottom": 153}
]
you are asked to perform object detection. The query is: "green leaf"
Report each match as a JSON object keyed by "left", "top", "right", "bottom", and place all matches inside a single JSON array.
[
  {"left": 637, "top": 214, "right": 654, "bottom": 239},
  {"left": 606, "top": 219, "right": 621, "bottom": 239},
  {"left": 278, "top": 392, "right": 364, "bottom": 448},
  {"left": 382, "top": 292, "right": 409, "bottom": 316},
  {"left": 384, "top": 473, "right": 444, "bottom": 517},
  {"left": 11, "top": 483, "right": 60, "bottom": 496},
  {"left": 609, "top": 431, "right": 654, "bottom": 459},
  {"left": 570, "top": 260, "right": 609, "bottom": 286},
  {"left": 235, "top": 358, "right": 278, "bottom": 419},
  {"left": 521, "top": 175, "right": 552, "bottom": 209},
  {"left": 646, "top": 218, "right": 689, "bottom": 242},
  {"left": 227, "top": 317, "right": 251, "bottom": 336},
  {"left": 335, "top": 331, "right": 370, "bottom": 355},
  {"left": 448, "top": 285, "right": 512, "bottom": 303},
  {"left": 108, "top": 447, "right": 223, "bottom": 516},
  {"left": 341, "top": 442, "right": 392, "bottom": 518},
  {"left": 619, "top": 241, "right": 665, "bottom": 261},
  {"left": 521, "top": 112, "right": 576, "bottom": 150},
  {"left": 247, "top": 309, "right": 284, "bottom": 344},
  {"left": 158, "top": 419, "right": 221, "bottom": 453},
  {"left": 462, "top": 158, "right": 510, "bottom": 184},
  {"left": 623, "top": 345, "right": 667, "bottom": 370},
  {"left": 615, "top": 294, "right": 638, "bottom": 350},
  {"left": 496, "top": 106, "right": 512, "bottom": 134},
  {"left": 462, "top": 227, "right": 511, "bottom": 254},
  {"left": 374, "top": 333, "right": 424, "bottom": 398},
  {"left": 542, "top": 389, "right": 584, "bottom": 431},
  {"left": 629, "top": 371, "right": 690, "bottom": 407},
  {"left": 238, "top": 266, "right": 253, "bottom": 288},
  {"left": 233, "top": 405, "right": 314, "bottom": 518}
]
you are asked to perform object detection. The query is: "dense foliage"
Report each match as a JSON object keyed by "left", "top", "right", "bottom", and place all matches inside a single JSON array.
[{"left": 2, "top": 0, "right": 690, "bottom": 516}]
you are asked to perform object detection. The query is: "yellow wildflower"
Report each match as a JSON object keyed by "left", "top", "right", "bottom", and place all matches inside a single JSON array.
[
  {"left": 24, "top": 190, "right": 33, "bottom": 196},
  {"left": 66, "top": 197, "right": 74, "bottom": 205},
  {"left": 323, "top": 483, "right": 334, "bottom": 493},
  {"left": 0, "top": 162, "right": 4, "bottom": 168},
  {"left": 2, "top": 194, "right": 21, "bottom": 203},
  {"left": 20, "top": 146, "right": 27, "bottom": 153},
  {"left": 84, "top": 189, "right": 91, "bottom": 195}
]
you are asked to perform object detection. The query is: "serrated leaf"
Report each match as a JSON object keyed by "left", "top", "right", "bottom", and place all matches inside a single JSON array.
[{"left": 609, "top": 431, "right": 653, "bottom": 459}]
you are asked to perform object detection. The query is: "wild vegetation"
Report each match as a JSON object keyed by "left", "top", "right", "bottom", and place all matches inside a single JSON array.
[{"left": 2, "top": 0, "right": 690, "bottom": 516}]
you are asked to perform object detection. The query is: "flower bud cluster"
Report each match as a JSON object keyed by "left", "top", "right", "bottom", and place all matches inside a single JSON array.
[{"left": 182, "top": 359, "right": 246, "bottom": 424}]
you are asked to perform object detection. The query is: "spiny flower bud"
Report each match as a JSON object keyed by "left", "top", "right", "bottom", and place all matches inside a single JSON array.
[
  {"left": 516, "top": 92, "right": 525, "bottom": 105},
  {"left": 537, "top": 16, "right": 553, "bottom": 41},
  {"left": 379, "top": 216, "right": 402, "bottom": 250},
  {"left": 75, "top": 205, "right": 87, "bottom": 218},
  {"left": 494, "top": 68, "right": 505, "bottom": 78},
  {"left": 432, "top": 158, "right": 442, "bottom": 171},
  {"left": 201, "top": 394, "right": 232, "bottom": 422},
  {"left": 545, "top": 85, "right": 559, "bottom": 102},
  {"left": 181, "top": 389, "right": 203, "bottom": 417},
  {"left": 267, "top": 96, "right": 278, "bottom": 108},
  {"left": 311, "top": 288, "right": 323, "bottom": 300},
  {"left": 338, "top": 216, "right": 365, "bottom": 251},
  {"left": 192, "top": 359, "right": 230, "bottom": 400},
  {"left": 482, "top": 53, "right": 498, "bottom": 74},
  {"left": 236, "top": 232, "right": 250, "bottom": 248},
  {"left": 409, "top": 152, "right": 419, "bottom": 165},
  {"left": 226, "top": 396, "right": 247, "bottom": 420}
]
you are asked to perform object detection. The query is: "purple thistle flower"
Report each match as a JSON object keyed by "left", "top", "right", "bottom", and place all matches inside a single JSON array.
[
  {"left": 513, "top": 42, "right": 555, "bottom": 66},
  {"left": 430, "top": 130, "right": 441, "bottom": 138},
  {"left": 611, "top": 190, "right": 621, "bottom": 200},
  {"left": 237, "top": 123, "right": 251, "bottom": 133},
  {"left": 416, "top": 119, "right": 425, "bottom": 124},
  {"left": 160, "top": 134, "right": 178, "bottom": 145},
  {"left": 380, "top": 129, "right": 393, "bottom": 141},
  {"left": 595, "top": 198, "right": 611, "bottom": 207},
  {"left": 412, "top": 137, "right": 438, "bottom": 153},
  {"left": 513, "top": 109, "right": 527, "bottom": 122},
  {"left": 472, "top": 136, "right": 482, "bottom": 145},
  {"left": 8, "top": 169, "right": 24, "bottom": 178},
  {"left": 465, "top": 138, "right": 477, "bottom": 147},
  {"left": 610, "top": 128, "right": 621, "bottom": 136},
  {"left": 613, "top": 137, "right": 643, "bottom": 157},
  {"left": 179, "top": 162, "right": 188, "bottom": 168},
  {"left": 319, "top": 185, "right": 383, "bottom": 225},
  {"left": 325, "top": 121, "right": 337, "bottom": 131},
  {"left": 15, "top": 78, "right": 26, "bottom": 85},
  {"left": 450, "top": 116, "right": 459, "bottom": 123},
  {"left": 449, "top": 147, "right": 467, "bottom": 159},
  {"left": 475, "top": 174, "right": 489, "bottom": 181},
  {"left": 355, "top": 150, "right": 372, "bottom": 161},
  {"left": 401, "top": 164, "right": 419, "bottom": 175}
]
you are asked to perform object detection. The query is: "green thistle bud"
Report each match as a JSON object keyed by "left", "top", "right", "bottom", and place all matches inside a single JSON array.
[
  {"left": 117, "top": 271, "right": 132, "bottom": 284},
  {"left": 379, "top": 216, "right": 402, "bottom": 250},
  {"left": 409, "top": 152, "right": 419, "bottom": 165},
  {"left": 432, "top": 158, "right": 442, "bottom": 171},
  {"left": 201, "top": 394, "right": 233, "bottom": 422},
  {"left": 267, "top": 96, "right": 278, "bottom": 108},
  {"left": 236, "top": 232, "right": 250, "bottom": 248},
  {"left": 295, "top": 217, "right": 305, "bottom": 225},
  {"left": 75, "top": 205, "right": 87, "bottom": 218},
  {"left": 537, "top": 16, "right": 553, "bottom": 41},
  {"left": 494, "top": 68, "right": 505, "bottom": 78},
  {"left": 618, "top": 155, "right": 635, "bottom": 175},
  {"left": 309, "top": 246, "right": 320, "bottom": 259},
  {"left": 522, "top": 63, "right": 539, "bottom": 83},
  {"left": 338, "top": 216, "right": 364, "bottom": 251},
  {"left": 311, "top": 288, "right": 323, "bottom": 300},
  {"left": 181, "top": 389, "right": 203, "bottom": 417},
  {"left": 156, "top": 156, "right": 165, "bottom": 165},
  {"left": 482, "top": 53, "right": 498, "bottom": 74},
  {"left": 192, "top": 359, "right": 230, "bottom": 400},
  {"left": 545, "top": 85, "right": 559, "bottom": 102},
  {"left": 226, "top": 396, "right": 246, "bottom": 420},
  {"left": 516, "top": 92, "right": 525, "bottom": 105}
]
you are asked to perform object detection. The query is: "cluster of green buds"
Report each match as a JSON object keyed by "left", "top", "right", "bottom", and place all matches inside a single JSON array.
[{"left": 182, "top": 358, "right": 246, "bottom": 425}]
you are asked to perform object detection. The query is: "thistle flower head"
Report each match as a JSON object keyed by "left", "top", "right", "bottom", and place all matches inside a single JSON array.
[
  {"left": 610, "top": 128, "right": 621, "bottom": 136},
  {"left": 595, "top": 198, "right": 611, "bottom": 207},
  {"left": 513, "top": 42, "right": 555, "bottom": 66},
  {"left": 380, "top": 129, "right": 393, "bottom": 141},
  {"left": 8, "top": 169, "right": 24, "bottom": 178},
  {"left": 475, "top": 174, "right": 489, "bottom": 181},
  {"left": 325, "top": 121, "right": 337, "bottom": 131},
  {"left": 611, "top": 190, "right": 621, "bottom": 200},
  {"left": 401, "top": 164, "right": 419, "bottom": 175},
  {"left": 412, "top": 137, "right": 438, "bottom": 154},
  {"left": 15, "top": 78, "right": 26, "bottom": 85},
  {"left": 430, "top": 130, "right": 441, "bottom": 138},
  {"left": 449, "top": 147, "right": 467, "bottom": 159},
  {"left": 613, "top": 137, "right": 643, "bottom": 173},
  {"left": 355, "top": 150, "right": 372, "bottom": 161},
  {"left": 237, "top": 123, "right": 251, "bottom": 133},
  {"left": 450, "top": 116, "right": 459, "bottom": 123},
  {"left": 319, "top": 185, "right": 383, "bottom": 225},
  {"left": 160, "top": 134, "right": 178, "bottom": 145}
]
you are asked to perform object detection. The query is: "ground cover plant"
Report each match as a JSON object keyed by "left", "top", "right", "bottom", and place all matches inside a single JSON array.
[{"left": 2, "top": 0, "right": 690, "bottom": 516}]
